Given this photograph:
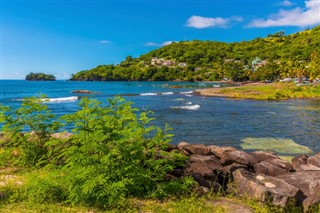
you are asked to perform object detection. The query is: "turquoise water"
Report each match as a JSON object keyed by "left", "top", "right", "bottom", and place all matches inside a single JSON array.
[{"left": 1, "top": 80, "right": 320, "bottom": 153}]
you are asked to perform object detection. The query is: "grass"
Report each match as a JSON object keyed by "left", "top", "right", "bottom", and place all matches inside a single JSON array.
[
  {"left": 217, "top": 83, "right": 320, "bottom": 100},
  {"left": 2, "top": 167, "right": 319, "bottom": 213}
]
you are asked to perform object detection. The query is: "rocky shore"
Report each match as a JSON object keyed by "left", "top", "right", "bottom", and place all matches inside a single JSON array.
[{"left": 166, "top": 142, "right": 320, "bottom": 211}]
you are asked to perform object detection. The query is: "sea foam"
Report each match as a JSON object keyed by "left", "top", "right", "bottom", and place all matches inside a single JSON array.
[
  {"left": 171, "top": 104, "right": 200, "bottom": 110},
  {"left": 42, "top": 96, "right": 78, "bottom": 103}
]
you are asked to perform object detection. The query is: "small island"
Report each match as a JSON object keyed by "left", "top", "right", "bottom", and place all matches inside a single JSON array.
[{"left": 25, "top": 72, "right": 56, "bottom": 81}]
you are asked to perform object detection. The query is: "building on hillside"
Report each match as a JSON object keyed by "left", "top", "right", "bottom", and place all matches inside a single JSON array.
[
  {"left": 178, "top": 62, "right": 187, "bottom": 67},
  {"left": 252, "top": 57, "right": 267, "bottom": 71}
]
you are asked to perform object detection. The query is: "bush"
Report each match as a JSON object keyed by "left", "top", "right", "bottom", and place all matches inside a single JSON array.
[{"left": 1, "top": 96, "right": 191, "bottom": 209}]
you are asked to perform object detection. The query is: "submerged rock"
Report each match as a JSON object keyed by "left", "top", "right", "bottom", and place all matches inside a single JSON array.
[
  {"left": 71, "top": 90, "right": 100, "bottom": 94},
  {"left": 241, "top": 137, "right": 313, "bottom": 155}
]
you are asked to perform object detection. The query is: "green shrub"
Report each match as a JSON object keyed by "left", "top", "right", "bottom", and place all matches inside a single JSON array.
[
  {"left": 0, "top": 96, "right": 63, "bottom": 167},
  {"left": 1, "top": 96, "right": 191, "bottom": 209}
]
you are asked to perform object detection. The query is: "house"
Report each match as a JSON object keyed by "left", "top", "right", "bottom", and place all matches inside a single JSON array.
[
  {"left": 252, "top": 57, "right": 267, "bottom": 71},
  {"left": 178, "top": 62, "right": 187, "bottom": 67}
]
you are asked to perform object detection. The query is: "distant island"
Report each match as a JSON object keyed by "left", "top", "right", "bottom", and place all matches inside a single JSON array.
[
  {"left": 70, "top": 25, "right": 320, "bottom": 82},
  {"left": 25, "top": 72, "right": 56, "bottom": 81}
]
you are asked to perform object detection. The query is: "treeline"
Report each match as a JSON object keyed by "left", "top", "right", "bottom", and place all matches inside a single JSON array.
[
  {"left": 70, "top": 26, "right": 320, "bottom": 82},
  {"left": 25, "top": 72, "right": 56, "bottom": 81}
]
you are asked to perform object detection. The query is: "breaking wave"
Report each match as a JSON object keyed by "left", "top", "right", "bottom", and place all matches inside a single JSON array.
[
  {"left": 171, "top": 104, "right": 200, "bottom": 110},
  {"left": 140, "top": 93, "right": 158, "bottom": 96},
  {"left": 42, "top": 96, "right": 78, "bottom": 103}
]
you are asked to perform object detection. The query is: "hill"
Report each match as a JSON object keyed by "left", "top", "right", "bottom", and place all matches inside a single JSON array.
[{"left": 70, "top": 25, "right": 320, "bottom": 82}]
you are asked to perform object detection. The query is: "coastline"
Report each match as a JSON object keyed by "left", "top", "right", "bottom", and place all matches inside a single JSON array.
[{"left": 195, "top": 82, "right": 320, "bottom": 100}]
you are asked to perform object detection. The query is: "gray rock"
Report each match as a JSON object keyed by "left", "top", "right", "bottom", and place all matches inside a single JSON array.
[
  {"left": 254, "top": 161, "right": 290, "bottom": 177},
  {"left": 251, "top": 150, "right": 279, "bottom": 162},
  {"left": 183, "top": 144, "right": 210, "bottom": 155},
  {"left": 277, "top": 171, "right": 320, "bottom": 210},
  {"left": 232, "top": 169, "right": 301, "bottom": 207},
  {"left": 225, "top": 150, "right": 258, "bottom": 166},
  {"left": 208, "top": 145, "right": 236, "bottom": 162},
  {"left": 264, "top": 158, "right": 293, "bottom": 171},
  {"left": 308, "top": 153, "right": 320, "bottom": 168},
  {"left": 292, "top": 154, "right": 320, "bottom": 171},
  {"left": 177, "top": 141, "right": 190, "bottom": 150}
]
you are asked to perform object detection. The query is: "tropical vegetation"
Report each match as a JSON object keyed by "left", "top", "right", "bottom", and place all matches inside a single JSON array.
[
  {"left": 0, "top": 96, "right": 192, "bottom": 210},
  {"left": 25, "top": 72, "right": 56, "bottom": 81},
  {"left": 70, "top": 25, "right": 320, "bottom": 82}
]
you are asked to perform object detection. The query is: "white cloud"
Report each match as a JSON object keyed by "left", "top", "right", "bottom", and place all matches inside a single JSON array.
[
  {"left": 280, "top": 0, "right": 293, "bottom": 7},
  {"left": 186, "top": 15, "right": 243, "bottom": 29},
  {"left": 99, "top": 40, "right": 111, "bottom": 44},
  {"left": 145, "top": 41, "right": 175, "bottom": 47},
  {"left": 248, "top": 0, "right": 320, "bottom": 27}
]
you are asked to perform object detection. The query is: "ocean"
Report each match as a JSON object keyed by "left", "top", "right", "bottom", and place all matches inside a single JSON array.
[{"left": 1, "top": 80, "right": 320, "bottom": 154}]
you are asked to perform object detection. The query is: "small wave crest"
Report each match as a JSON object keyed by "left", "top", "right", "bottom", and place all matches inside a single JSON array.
[
  {"left": 140, "top": 93, "right": 158, "bottom": 96},
  {"left": 161, "top": 92, "right": 174, "bottom": 95},
  {"left": 42, "top": 96, "right": 78, "bottom": 103},
  {"left": 180, "top": 91, "right": 193, "bottom": 94},
  {"left": 171, "top": 104, "right": 200, "bottom": 110}
]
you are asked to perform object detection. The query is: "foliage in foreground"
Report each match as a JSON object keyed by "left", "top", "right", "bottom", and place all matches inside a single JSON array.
[{"left": 0, "top": 96, "right": 192, "bottom": 209}]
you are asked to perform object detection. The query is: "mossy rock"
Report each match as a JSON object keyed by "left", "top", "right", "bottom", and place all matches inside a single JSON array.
[{"left": 241, "top": 137, "right": 313, "bottom": 156}]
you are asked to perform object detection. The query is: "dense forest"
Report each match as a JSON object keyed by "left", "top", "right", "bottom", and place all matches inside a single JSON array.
[
  {"left": 70, "top": 26, "right": 320, "bottom": 82},
  {"left": 25, "top": 72, "right": 56, "bottom": 81}
]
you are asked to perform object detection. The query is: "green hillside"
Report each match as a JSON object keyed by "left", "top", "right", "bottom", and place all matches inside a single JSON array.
[{"left": 70, "top": 25, "right": 320, "bottom": 82}]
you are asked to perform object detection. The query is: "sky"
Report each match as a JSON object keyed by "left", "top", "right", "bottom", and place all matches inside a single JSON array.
[{"left": 1, "top": 0, "right": 320, "bottom": 79}]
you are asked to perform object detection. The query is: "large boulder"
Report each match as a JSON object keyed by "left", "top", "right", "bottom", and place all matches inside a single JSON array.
[
  {"left": 264, "top": 158, "right": 293, "bottom": 171},
  {"left": 254, "top": 161, "right": 290, "bottom": 177},
  {"left": 232, "top": 169, "right": 302, "bottom": 207},
  {"left": 251, "top": 150, "right": 279, "bottom": 162},
  {"left": 183, "top": 144, "right": 210, "bottom": 155},
  {"left": 292, "top": 154, "right": 320, "bottom": 171},
  {"left": 208, "top": 145, "right": 236, "bottom": 162},
  {"left": 308, "top": 153, "right": 320, "bottom": 168},
  {"left": 277, "top": 171, "right": 320, "bottom": 210},
  {"left": 226, "top": 150, "right": 258, "bottom": 166}
]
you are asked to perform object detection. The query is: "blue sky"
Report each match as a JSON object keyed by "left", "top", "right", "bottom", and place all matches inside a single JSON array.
[{"left": 1, "top": 0, "right": 319, "bottom": 79}]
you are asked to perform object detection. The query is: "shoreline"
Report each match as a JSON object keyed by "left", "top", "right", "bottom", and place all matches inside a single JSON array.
[{"left": 195, "top": 82, "right": 320, "bottom": 100}]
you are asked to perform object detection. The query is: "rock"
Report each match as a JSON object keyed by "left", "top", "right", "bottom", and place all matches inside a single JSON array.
[
  {"left": 183, "top": 144, "right": 210, "bottom": 155},
  {"left": 169, "top": 168, "right": 184, "bottom": 178},
  {"left": 165, "top": 144, "right": 177, "bottom": 152},
  {"left": 72, "top": 90, "right": 98, "bottom": 94},
  {"left": 308, "top": 153, "right": 320, "bottom": 168},
  {"left": 184, "top": 161, "right": 214, "bottom": 178},
  {"left": 264, "top": 158, "right": 293, "bottom": 171},
  {"left": 292, "top": 154, "right": 320, "bottom": 171},
  {"left": 189, "top": 154, "right": 225, "bottom": 172},
  {"left": 194, "top": 186, "right": 210, "bottom": 195},
  {"left": 178, "top": 141, "right": 190, "bottom": 150},
  {"left": 277, "top": 171, "right": 320, "bottom": 210},
  {"left": 232, "top": 169, "right": 301, "bottom": 207},
  {"left": 251, "top": 150, "right": 279, "bottom": 162},
  {"left": 208, "top": 145, "right": 236, "bottom": 161},
  {"left": 192, "top": 174, "right": 222, "bottom": 191},
  {"left": 51, "top": 132, "right": 73, "bottom": 140},
  {"left": 225, "top": 150, "right": 258, "bottom": 166},
  {"left": 254, "top": 161, "right": 290, "bottom": 177},
  {"left": 223, "top": 163, "right": 248, "bottom": 174}
]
